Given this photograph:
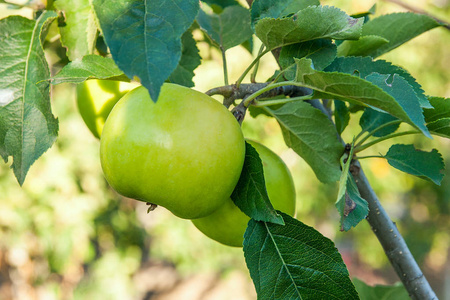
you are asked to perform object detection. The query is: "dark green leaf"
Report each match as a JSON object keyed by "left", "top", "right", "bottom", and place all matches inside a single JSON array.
[
  {"left": 51, "top": 55, "right": 127, "bottom": 84},
  {"left": 231, "top": 142, "right": 284, "bottom": 225},
  {"left": 197, "top": 5, "right": 253, "bottom": 51},
  {"left": 279, "top": 39, "right": 337, "bottom": 80},
  {"left": 361, "top": 12, "right": 441, "bottom": 57},
  {"left": 365, "top": 73, "right": 430, "bottom": 138},
  {"left": 255, "top": 6, "right": 363, "bottom": 50},
  {"left": 359, "top": 108, "right": 399, "bottom": 137},
  {"left": 54, "top": 0, "right": 97, "bottom": 60},
  {"left": 385, "top": 144, "right": 445, "bottom": 185},
  {"left": 244, "top": 212, "right": 359, "bottom": 300},
  {"left": 295, "top": 58, "right": 429, "bottom": 136},
  {"left": 0, "top": 12, "right": 59, "bottom": 185},
  {"left": 250, "top": 0, "right": 319, "bottom": 28},
  {"left": 325, "top": 56, "right": 431, "bottom": 109},
  {"left": 353, "top": 278, "right": 409, "bottom": 300},
  {"left": 423, "top": 97, "right": 450, "bottom": 123},
  {"left": 427, "top": 118, "right": 450, "bottom": 139},
  {"left": 334, "top": 100, "right": 350, "bottom": 135},
  {"left": 337, "top": 35, "right": 388, "bottom": 57},
  {"left": 264, "top": 101, "right": 344, "bottom": 183},
  {"left": 167, "top": 31, "right": 201, "bottom": 87},
  {"left": 92, "top": 0, "right": 199, "bottom": 101}
]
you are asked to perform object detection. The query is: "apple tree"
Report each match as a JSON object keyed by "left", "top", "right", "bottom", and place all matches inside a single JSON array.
[{"left": 0, "top": 0, "right": 448, "bottom": 299}]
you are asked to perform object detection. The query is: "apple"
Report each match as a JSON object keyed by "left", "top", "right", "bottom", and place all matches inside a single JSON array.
[
  {"left": 192, "top": 140, "right": 296, "bottom": 247},
  {"left": 76, "top": 79, "right": 137, "bottom": 139},
  {"left": 100, "top": 84, "right": 246, "bottom": 219}
]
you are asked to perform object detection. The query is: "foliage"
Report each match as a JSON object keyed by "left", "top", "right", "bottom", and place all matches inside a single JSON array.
[{"left": 0, "top": 0, "right": 448, "bottom": 299}]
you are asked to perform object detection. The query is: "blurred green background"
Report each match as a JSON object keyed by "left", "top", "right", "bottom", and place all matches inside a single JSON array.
[{"left": 0, "top": 0, "right": 449, "bottom": 299}]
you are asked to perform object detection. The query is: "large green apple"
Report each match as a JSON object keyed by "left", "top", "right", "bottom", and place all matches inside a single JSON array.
[
  {"left": 192, "top": 140, "right": 296, "bottom": 247},
  {"left": 100, "top": 84, "right": 246, "bottom": 219},
  {"left": 76, "top": 79, "right": 137, "bottom": 139}
]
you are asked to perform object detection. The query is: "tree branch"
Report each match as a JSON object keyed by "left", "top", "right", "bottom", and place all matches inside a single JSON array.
[{"left": 353, "top": 165, "right": 437, "bottom": 300}]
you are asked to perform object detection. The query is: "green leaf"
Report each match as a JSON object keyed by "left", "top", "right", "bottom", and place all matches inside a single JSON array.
[
  {"left": 244, "top": 212, "right": 359, "bottom": 300},
  {"left": 359, "top": 108, "right": 399, "bottom": 137},
  {"left": 51, "top": 55, "right": 127, "bottom": 85},
  {"left": 197, "top": 5, "right": 253, "bottom": 51},
  {"left": 279, "top": 39, "right": 336, "bottom": 80},
  {"left": 385, "top": 144, "right": 445, "bottom": 185},
  {"left": 423, "top": 97, "right": 450, "bottom": 123},
  {"left": 92, "top": 0, "right": 199, "bottom": 101},
  {"left": 335, "top": 143, "right": 368, "bottom": 231},
  {"left": 167, "top": 31, "right": 201, "bottom": 87},
  {"left": 337, "top": 35, "right": 388, "bottom": 57},
  {"left": 250, "top": 0, "right": 319, "bottom": 28},
  {"left": 427, "top": 118, "right": 450, "bottom": 139},
  {"left": 0, "top": 12, "right": 59, "bottom": 185},
  {"left": 365, "top": 73, "right": 430, "bottom": 138},
  {"left": 334, "top": 100, "right": 350, "bottom": 135},
  {"left": 255, "top": 6, "right": 363, "bottom": 50},
  {"left": 361, "top": 12, "right": 441, "bottom": 57},
  {"left": 231, "top": 142, "right": 284, "bottom": 225},
  {"left": 202, "top": 0, "right": 239, "bottom": 13},
  {"left": 264, "top": 101, "right": 344, "bottom": 183},
  {"left": 353, "top": 278, "right": 409, "bottom": 300},
  {"left": 295, "top": 58, "right": 429, "bottom": 136},
  {"left": 325, "top": 56, "right": 431, "bottom": 109},
  {"left": 54, "top": 0, "right": 97, "bottom": 61}
]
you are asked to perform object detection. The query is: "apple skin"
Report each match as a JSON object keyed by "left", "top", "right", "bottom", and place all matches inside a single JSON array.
[
  {"left": 76, "top": 79, "right": 137, "bottom": 139},
  {"left": 100, "top": 84, "right": 246, "bottom": 219},
  {"left": 192, "top": 140, "right": 296, "bottom": 247}
]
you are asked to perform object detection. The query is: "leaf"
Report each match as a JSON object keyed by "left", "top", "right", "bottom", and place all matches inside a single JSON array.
[
  {"left": 264, "top": 101, "right": 344, "bottom": 183},
  {"left": 365, "top": 73, "right": 430, "bottom": 138},
  {"left": 197, "top": 5, "right": 253, "bottom": 51},
  {"left": 0, "top": 12, "right": 59, "bottom": 185},
  {"left": 255, "top": 6, "right": 363, "bottom": 50},
  {"left": 244, "top": 212, "right": 359, "bottom": 300},
  {"left": 325, "top": 56, "right": 431, "bottom": 109},
  {"left": 337, "top": 35, "right": 388, "bottom": 57},
  {"left": 294, "top": 58, "right": 429, "bottom": 136},
  {"left": 353, "top": 278, "right": 409, "bottom": 300},
  {"left": 250, "top": 0, "right": 319, "bottom": 28},
  {"left": 423, "top": 96, "right": 450, "bottom": 123},
  {"left": 92, "top": 0, "right": 199, "bottom": 101},
  {"left": 334, "top": 100, "right": 350, "bottom": 135},
  {"left": 359, "top": 108, "right": 399, "bottom": 137},
  {"left": 231, "top": 142, "right": 284, "bottom": 225},
  {"left": 361, "top": 12, "right": 441, "bottom": 57},
  {"left": 54, "top": 0, "right": 98, "bottom": 61},
  {"left": 167, "top": 31, "right": 201, "bottom": 87},
  {"left": 279, "top": 39, "right": 336, "bottom": 80},
  {"left": 335, "top": 143, "right": 368, "bottom": 231},
  {"left": 51, "top": 55, "right": 128, "bottom": 84},
  {"left": 385, "top": 144, "right": 445, "bottom": 185},
  {"left": 427, "top": 118, "right": 450, "bottom": 139},
  {"left": 202, "top": 0, "right": 239, "bottom": 13}
]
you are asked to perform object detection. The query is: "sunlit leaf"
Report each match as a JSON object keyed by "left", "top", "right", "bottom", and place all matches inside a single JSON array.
[
  {"left": 255, "top": 6, "right": 363, "bottom": 50},
  {"left": 0, "top": 12, "right": 58, "bottom": 185},
  {"left": 337, "top": 35, "right": 388, "bottom": 57}
]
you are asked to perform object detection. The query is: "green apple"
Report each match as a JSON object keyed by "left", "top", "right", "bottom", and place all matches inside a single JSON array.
[
  {"left": 76, "top": 79, "right": 137, "bottom": 139},
  {"left": 100, "top": 84, "right": 246, "bottom": 219},
  {"left": 192, "top": 140, "right": 296, "bottom": 247}
]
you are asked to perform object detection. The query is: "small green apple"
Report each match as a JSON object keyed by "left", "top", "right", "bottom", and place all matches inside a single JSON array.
[
  {"left": 76, "top": 79, "right": 137, "bottom": 139},
  {"left": 192, "top": 140, "right": 296, "bottom": 247},
  {"left": 100, "top": 84, "right": 246, "bottom": 219}
]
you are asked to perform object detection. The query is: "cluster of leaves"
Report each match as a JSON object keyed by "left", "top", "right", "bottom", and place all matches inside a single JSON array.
[{"left": 0, "top": 0, "right": 448, "bottom": 298}]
